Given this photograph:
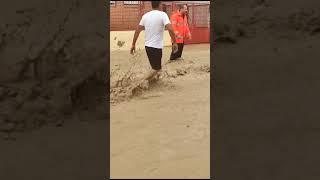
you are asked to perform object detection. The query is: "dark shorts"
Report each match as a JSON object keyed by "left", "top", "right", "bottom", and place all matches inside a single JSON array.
[{"left": 145, "top": 46, "right": 162, "bottom": 70}]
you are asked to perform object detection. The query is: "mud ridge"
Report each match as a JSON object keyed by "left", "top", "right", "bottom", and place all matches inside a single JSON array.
[{"left": 110, "top": 57, "right": 210, "bottom": 105}]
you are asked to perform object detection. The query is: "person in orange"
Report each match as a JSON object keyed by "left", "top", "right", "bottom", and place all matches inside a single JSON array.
[{"left": 169, "top": 4, "right": 192, "bottom": 61}]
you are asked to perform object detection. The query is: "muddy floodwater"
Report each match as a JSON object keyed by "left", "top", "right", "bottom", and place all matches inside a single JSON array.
[{"left": 110, "top": 44, "right": 210, "bottom": 179}]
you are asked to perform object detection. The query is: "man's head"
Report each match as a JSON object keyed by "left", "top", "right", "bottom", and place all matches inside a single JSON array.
[
  {"left": 151, "top": 1, "right": 161, "bottom": 9},
  {"left": 178, "top": 4, "right": 188, "bottom": 15}
]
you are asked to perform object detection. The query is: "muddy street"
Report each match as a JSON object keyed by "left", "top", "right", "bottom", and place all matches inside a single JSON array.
[
  {"left": 214, "top": 0, "right": 320, "bottom": 178},
  {"left": 110, "top": 44, "right": 210, "bottom": 179}
]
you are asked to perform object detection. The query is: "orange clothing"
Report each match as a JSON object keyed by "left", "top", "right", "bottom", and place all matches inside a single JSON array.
[{"left": 170, "top": 11, "right": 191, "bottom": 43}]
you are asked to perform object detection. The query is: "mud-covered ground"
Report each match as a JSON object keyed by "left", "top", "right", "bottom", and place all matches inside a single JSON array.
[
  {"left": 0, "top": 1, "right": 107, "bottom": 178},
  {"left": 110, "top": 44, "right": 210, "bottom": 179},
  {"left": 214, "top": 0, "right": 320, "bottom": 179},
  {"left": 1, "top": 0, "right": 320, "bottom": 178},
  {"left": 0, "top": 0, "right": 107, "bottom": 137}
]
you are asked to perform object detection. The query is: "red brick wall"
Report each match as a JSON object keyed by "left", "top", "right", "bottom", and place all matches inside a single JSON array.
[
  {"left": 110, "top": 1, "right": 210, "bottom": 44},
  {"left": 142, "top": 1, "right": 152, "bottom": 14},
  {"left": 110, "top": 1, "right": 153, "bottom": 31}
]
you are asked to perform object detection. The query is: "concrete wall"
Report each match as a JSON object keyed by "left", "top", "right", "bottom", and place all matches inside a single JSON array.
[{"left": 110, "top": 31, "right": 172, "bottom": 51}]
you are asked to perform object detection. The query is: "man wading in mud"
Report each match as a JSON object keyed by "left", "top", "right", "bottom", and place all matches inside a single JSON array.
[
  {"left": 130, "top": 1, "right": 178, "bottom": 85},
  {"left": 169, "top": 4, "right": 191, "bottom": 61}
]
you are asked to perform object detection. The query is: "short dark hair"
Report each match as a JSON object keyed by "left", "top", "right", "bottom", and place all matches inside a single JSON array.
[
  {"left": 151, "top": 1, "right": 161, "bottom": 9},
  {"left": 177, "top": 4, "right": 187, "bottom": 10}
]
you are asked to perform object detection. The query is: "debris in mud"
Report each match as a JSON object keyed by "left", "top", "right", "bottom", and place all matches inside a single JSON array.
[
  {"left": 198, "top": 65, "right": 210, "bottom": 73},
  {"left": 117, "top": 40, "right": 125, "bottom": 47},
  {"left": 176, "top": 69, "right": 187, "bottom": 76}
]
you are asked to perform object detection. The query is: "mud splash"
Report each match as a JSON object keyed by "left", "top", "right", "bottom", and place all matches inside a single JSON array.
[{"left": 110, "top": 53, "right": 210, "bottom": 105}]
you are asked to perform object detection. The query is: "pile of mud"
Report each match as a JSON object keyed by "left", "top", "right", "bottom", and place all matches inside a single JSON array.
[
  {"left": 110, "top": 56, "right": 210, "bottom": 104},
  {"left": 0, "top": 0, "right": 106, "bottom": 138}
]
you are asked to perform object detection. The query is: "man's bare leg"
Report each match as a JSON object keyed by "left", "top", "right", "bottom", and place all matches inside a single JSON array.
[
  {"left": 145, "top": 69, "right": 160, "bottom": 81},
  {"left": 135, "top": 69, "right": 160, "bottom": 87}
]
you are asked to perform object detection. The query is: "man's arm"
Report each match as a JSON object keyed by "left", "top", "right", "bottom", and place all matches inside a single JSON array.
[
  {"left": 185, "top": 19, "right": 192, "bottom": 39},
  {"left": 165, "top": 24, "right": 176, "bottom": 43},
  {"left": 130, "top": 25, "right": 144, "bottom": 54},
  {"left": 186, "top": 24, "right": 191, "bottom": 39},
  {"left": 170, "top": 15, "right": 179, "bottom": 36},
  {"left": 165, "top": 24, "right": 178, "bottom": 53}
]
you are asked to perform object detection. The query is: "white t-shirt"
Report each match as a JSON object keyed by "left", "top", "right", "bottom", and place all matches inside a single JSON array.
[{"left": 139, "top": 10, "right": 171, "bottom": 49}]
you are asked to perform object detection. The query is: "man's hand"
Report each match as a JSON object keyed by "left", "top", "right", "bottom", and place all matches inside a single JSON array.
[
  {"left": 131, "top": 25, "right": 144, "bottom": 55},
  {"left": 187, "top": 33, "right": 192, "bottom": 40},
  {"left": 172, "top": 43, "right": 178, "bottom": 53},
  {"left": 166, "top": 24, "right": 177, "bottom": 46},
  {"left": 130, "top": 45, "right": 136, "bottom": 55}
]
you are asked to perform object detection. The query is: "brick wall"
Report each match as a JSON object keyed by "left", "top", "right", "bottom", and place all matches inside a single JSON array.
[
  {"left": 110, "top": 1, "right": 153, "bottom": 31},
  {"left": 110, "top": 1, "right": 210, "bottom": 44},
  {"left": 142, "top": 1, "right": 152, "bottom": 14}
]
